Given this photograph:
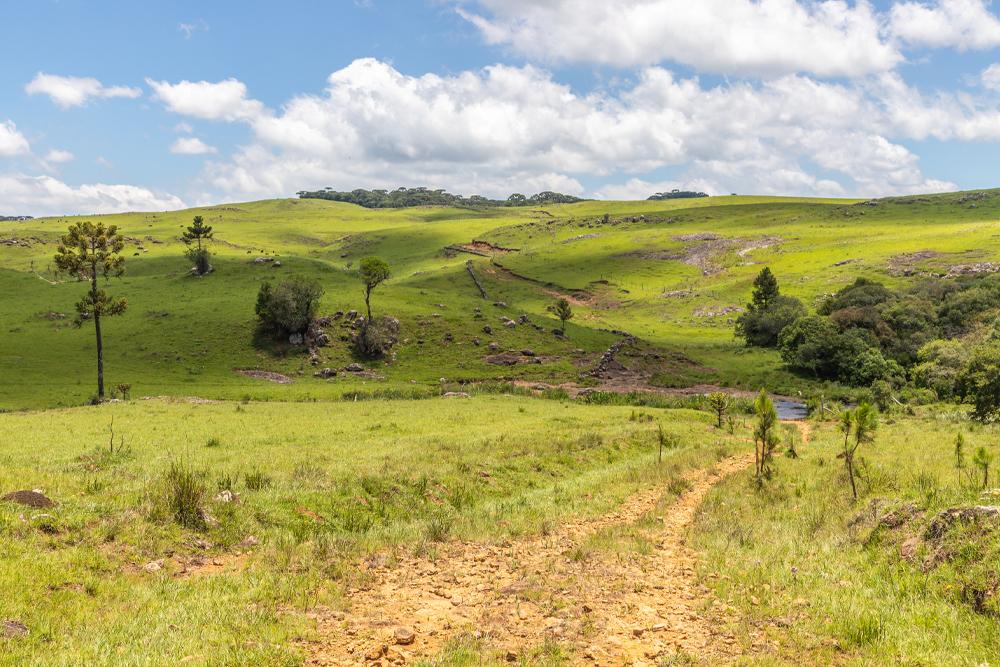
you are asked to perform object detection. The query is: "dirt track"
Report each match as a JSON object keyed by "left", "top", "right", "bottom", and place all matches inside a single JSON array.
[{"left": 302, "top": 440, "right": 787, "bottom": 665}]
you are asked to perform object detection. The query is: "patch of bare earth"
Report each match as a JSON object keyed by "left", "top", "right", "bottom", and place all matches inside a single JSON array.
[
  {"left": 235, "top": 369, "right": 294, "bottom": 384},
  {"left": 629, "top": 234, "right": 783, "bottom": 276},
  {"left": 302, "top": 455, "right": 755, "bottom": 666}
]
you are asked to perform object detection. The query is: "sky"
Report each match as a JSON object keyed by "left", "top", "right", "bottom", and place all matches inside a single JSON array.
[{"left": 3, "top": 0, "right": 1000, "bottom": 216}]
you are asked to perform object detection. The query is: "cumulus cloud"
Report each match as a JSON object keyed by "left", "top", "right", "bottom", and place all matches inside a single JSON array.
[
  {"left": 983, "top": 63, "right": 1000, "bottom": 90},
  {"left": 890, "top": 0, "right": 1000, "bottom": 50},
  {"left": 170, "top": 137, "right": 217, "bottom": 155},
  {"left": 456, "top": 0, "right": 902, "bottom": 77},
  {"left": 0, "top": 120, "right": 30, "bottom": 156},
  {"left": 145, "top": 59, "right": 973, "bottom": 201},
  {"left": 44, "top": 149, "right": 75, "bottom": 164},
  {"left": 146, "top": 78, "right": 263, "bottom": 121},
  {"left": 0, "top": 173, "right": 185, "bottom": 216},
  {"left": 25, "top": 73, "right": 141, "bottom": 108}
]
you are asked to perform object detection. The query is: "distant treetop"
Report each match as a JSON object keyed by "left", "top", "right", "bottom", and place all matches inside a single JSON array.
[
  {"left": 647, "top": 190, "right": 709, "bottom": 200},
  {"left": 295, "top": 187, "right": 585, "bottom": 209}
]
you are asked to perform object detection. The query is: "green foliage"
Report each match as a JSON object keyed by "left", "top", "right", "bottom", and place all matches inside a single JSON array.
[
  {"left": 753, "top": 389, "right": 780, "bottom": 481},
  {"left": 53, "top": 221, "right": 128, "bottom": 399},
  {"left": 735, "top": 268, "right": 804, "bottom": 348},
  {"left": 839, "top": 402, "right": 879, "bottom": 500},
  {"left": 972, "top": 446, "right": 993, "bottom": 489},
  {"left": 181, "top": 215, "right": 214, "bottom": 275},
  {"left": 254, "top": 278, "right": 323, "bottom": 337},
  {"left": 358, "top": 256, "right": 391, "bottom": 321},
  {"left": 958, "top": 344, "right": 1000, "bottom": 422},
  {"left": 164, "top": 460, "right": 206, "bottom": 529},
  {"left": 913, "top": 339, "right": 969, "bottom": 399},
  {"left": 297, "top": 186, "right": 583, "bottom": 208},
  {"left": 352, "top": 315, "right": 400, "bottom": 359},
  {"left": 779, "top": 316, "right": 902, "bottom": 387},
  {"left": 548, "top": 297, "right": 573, "bottom": 332},
  {"left": 707, "top": 391, "right": 730, "bottom": 428}
]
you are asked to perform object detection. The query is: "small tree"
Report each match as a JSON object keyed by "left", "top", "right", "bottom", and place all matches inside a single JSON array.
[
  {"left": 753, "top": 390, "right": 780, "bottom": 481},
  {"left": 955, "top": 432, "right": 965, "bottom": 485},
  {"left": 840, "top": 403, "right": 878, "bottom": 500},
  {"left": 707, "top": 391, "right": 730, "bottom": 428},
  {"left": 750, "top": 267, "right": 780, "bottom": 312},
  {"left": 972, "top": 446, "right": 993, "bottom": 489},
  {"left": 181, "top": 215, "right": 214, "bottom": 276},
  {"left": 548, "top": 297, "right": 573, "bottom": 334},
  {"left": 358, "top": 256, "right": 390, "bottom": 322},
  {"left": 54, "top": 221, "right": 128, "bottom": 400}
]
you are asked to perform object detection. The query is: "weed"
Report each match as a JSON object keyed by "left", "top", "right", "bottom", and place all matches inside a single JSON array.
[
  {"left": 244, "top": 469, "right": 273, "bottom": 491},
  {"left": 165, "top": 461, "right": 206, "bottom": 529}
]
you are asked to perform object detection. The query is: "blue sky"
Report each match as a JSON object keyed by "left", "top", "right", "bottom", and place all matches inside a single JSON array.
[{"left": 3, "top": 0, "right": 1000, "bottom": 215}]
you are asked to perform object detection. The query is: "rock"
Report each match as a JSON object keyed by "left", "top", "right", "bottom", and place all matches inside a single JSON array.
[
  {"left": 1, "top": 490, "right": 55, "bottom": 509},
  {"left": 443, "top": 392, "right": 470, "bottom": 398},
  {"left": 314, "top": 368, "right": 337, "bottom": 379},
  {"left": 517, "top": 314, "right": 530, "bottom": 324},
  {"left": 346, "top": 310, "right": 358, "bottom": 321},
  {"left": 214, "top": 490, "right": 238, "bottom": 503},
  {"left": 288, "top": 333, "right": 304, "bottom": 346},
  {"left": 393, "top": 627, "right": 415, "bottom": 645},
  {"left": 488, "top": 342, "right": 500, "bottom": 352},
  {"left": 345, "top": 363, "right": 364, "bottom": 372},
  {"left": 472, "top": 338, "right": 481, "bottom": 346},
  {"left": 900, "top": 536, "right": 921, "bottom": 560},
  {"left": 493, "top": 301, "right": 508, "bottom": 308},
  {"left": 632, "top": 628, "right": 644, "bottom": 638},
  {"left": 926, "top": 505, "right": 1000, "bottom": 539},
  {"left": 450, "top": 594, "right": 463, "bottom": 606},
  {"left": 485, "top": 353, "right": 521, "bottom": 366},
  {"left": 240, "top": 535, "right": 260, "bottom": 548},
  {"left": 482, "top": 325, "right": 493, "bottom": 334},
  {"left": 505, "top": 650, "right": 518, "bottom": 662},
  {"left": 520, "top": 349, "right": 536, "bottom": 357},
  {"left": 366, "top": 644, "right": 387, "bottom": 661},
  {"left": 272, "top": 261, "right": 282, "bottom": 267},
  {"left": 2, "top": 620, "right": 28, "bottom": 638},
  {"left": 252, "top": 256, "right": 273, "bottom": 264},
  {"left": 144, "top": 559, "right": 164, "bottom": 573}
]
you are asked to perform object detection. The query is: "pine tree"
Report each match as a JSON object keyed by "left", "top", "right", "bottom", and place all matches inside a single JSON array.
[
  {"left": 181, "top": 215, "right": 214, "bottom": 275},
  {"left": 54, "top": 222, "right": 128, "bottom": 400}
]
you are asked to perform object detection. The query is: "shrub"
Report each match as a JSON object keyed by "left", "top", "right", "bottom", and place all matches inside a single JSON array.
[
  {"left": 353, "top": 316, "right": 400, "bottom": 359},
  {"left": 254, "top": 278, "right": 323, "bottom": 337},
  {"left": 165, "top": 461, "right": 206, "bottom": 529},
  {"left": 244, "top": 469, "right": 273, "bottom": 491},
  {"left": 736, "top": 295, "right": 807, "bottom": 347}
]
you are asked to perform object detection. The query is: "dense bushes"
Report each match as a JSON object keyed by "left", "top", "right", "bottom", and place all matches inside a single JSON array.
[
  {"left": 255, "top": 279, "right": 323, "bottom": 337},
  {"left": 735, "top": 268, "right": 807, "bottom": 347},
  {"left": 296, "top": 187, "right": 583, "bottom": 209},
  {"left": 352, "top": 316, "right": 399, "bottom": 359}
]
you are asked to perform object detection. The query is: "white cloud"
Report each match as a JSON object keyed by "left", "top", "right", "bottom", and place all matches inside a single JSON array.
[
  {"left": 890, "top": 0, "right": 1000, "bottom": 50},
  {"left": 44, "top": 149, "right": 74, "bottom": 163},
  {"left": 983, "top": 63, "right": 1000, "bottom": 91},
  {"left": 457, "top": 0, "right": 901, "bottom": 77},
  {"left": 178, "top": 20, "right": 208, "bottom": 39},
  {"left": 174, "top": 122, "right": 194, "bottom": 133},
  {"left": 0, "top": 173, "right": 184, "bottom": 216},
  {"left": 170, "top": 137, "right": 217, "bottom": 155},
  {"left": 146, "top": 78, "right": 264, "bottom": 121},
  {"left": 151, "top": 59, "right": 971, "bottom": 201},
  {"left": 25, "top": 73, "right": 141, "bottom": 108},
  {"left": 0, "top": 120, "right": 30, "bottom": 156}
]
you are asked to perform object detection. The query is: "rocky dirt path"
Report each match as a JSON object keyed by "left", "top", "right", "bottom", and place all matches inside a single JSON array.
[{"left": 303, "top": 449, "right": 767, "bottom": 666}]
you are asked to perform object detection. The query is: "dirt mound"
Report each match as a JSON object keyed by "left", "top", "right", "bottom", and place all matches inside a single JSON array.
[{"left": 2, "top": 490, "right": 55, "bottom": 509}]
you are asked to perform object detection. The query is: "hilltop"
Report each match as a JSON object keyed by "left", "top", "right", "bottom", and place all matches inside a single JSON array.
[{"left": 4, "top": 190, "right": 1000, "bottom": 409}]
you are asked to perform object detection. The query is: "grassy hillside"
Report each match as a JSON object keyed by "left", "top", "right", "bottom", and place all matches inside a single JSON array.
[{"left": 3, "top": 191, "right": 1000, "bottom": 410}]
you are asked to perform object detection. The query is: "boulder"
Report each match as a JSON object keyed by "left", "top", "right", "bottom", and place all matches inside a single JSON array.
[
  {"left": 521, "top": 349, "right": 536, "bottom": 357},
  {"left": 345, "top": 363, "right": 364, "bottom": 373},
  {"left": 482, "top": 325, "right": 493, "bottom": 334},
  {"left": 314, "top": 368, "right": 337, "bottom": 379},
  {"left": 394, "top": 626, "right": 415, "bottom": 645},
  {"left": 288, "top": 333, "right": 304, "bottom": 346}
]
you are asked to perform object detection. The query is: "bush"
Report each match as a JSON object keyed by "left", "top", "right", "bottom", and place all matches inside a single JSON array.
[
  {"left": 958, "top": 344, "right": 1000, "bottom": 422},
  {"left": 186, "top": 247, "right": 211, "bottom": 276},
  {"left": 165, "top": 461, "right": 206, "bottom": 529},
  {"left": 353, "top": 316, "right": 400, "bottom": 359},
  {"left": 255, "top": 278, "right": 323, "bottom": 337},
  {"left": 735, "top": 295, "right": 806, "bottom": 347}
]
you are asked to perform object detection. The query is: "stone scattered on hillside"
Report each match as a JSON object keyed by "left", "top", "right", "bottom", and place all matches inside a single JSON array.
[
  {"left": 488, "top": 342, "right": 500, "bottom": 351},
  {"left": 482, "top": 325, "right": 492, "bottom": 334},
  {"left": 2, "top": 620, "right": 28, "bottom": 638},
  {"left": 288, "top": 333, "right": 304, "bottom": 345},
  {"left": 926, "top": 505, "right": 1000, "bottom": 539},
  {"left": 521, "top": 349, "right": 536, "bottom": 357},
  {"left": 214, "top": 490, "right": 239, "bottom": 503},
  {"left": 1, "top": 490, "right": 55, "bottom": 509},
  {"left": 144, "top": 560, "right": 164, "bottom": 573},
  {"left": 443, "top": 392, "right": 470, "bottom": 398},
  {"left": 314, "top": 368, "right": 337, "bottom": 379},
  {"left": 394, "top": 626, "right": 415, "bottom": 645},
  {"left": 345, "top": 363, "right": 364, "bottom": 372},
  {"left": 485, "top": 353, "right": 520, "bottom": 366}
]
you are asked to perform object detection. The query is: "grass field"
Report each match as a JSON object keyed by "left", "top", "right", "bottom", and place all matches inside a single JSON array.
[
  {"left": 3, "top": 192, "right": 1000, "bottom": 665},
  {"left": 4, "top": 190, "right": 1000, "bottom": 410},
  {"left": 0, "top": 395, "right": 730, "bottom": 665}
]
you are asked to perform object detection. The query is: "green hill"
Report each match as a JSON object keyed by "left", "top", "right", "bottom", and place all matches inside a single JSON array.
[{"left": 3, "top": 190, "right": 1000, "bottom": 410}]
